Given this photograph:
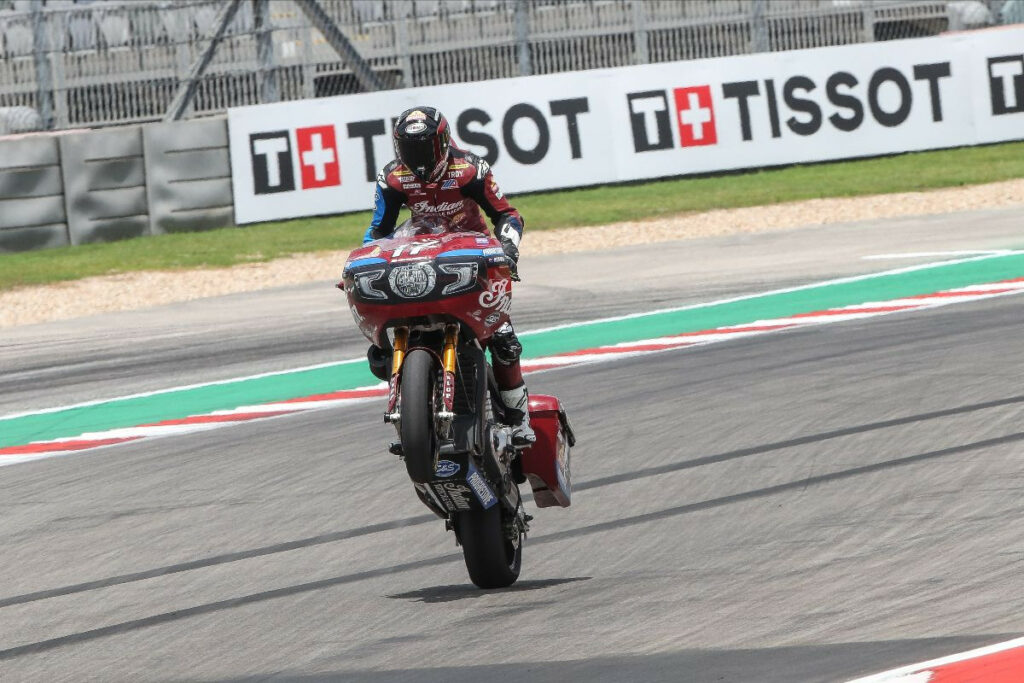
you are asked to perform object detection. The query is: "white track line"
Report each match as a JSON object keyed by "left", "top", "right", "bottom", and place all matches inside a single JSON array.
[
  {"left": 847, "top": 635, "right": 1024, "bottom": 681},
  {"left": 6, "top": 251, "right": 1020, "bottom": 424}
]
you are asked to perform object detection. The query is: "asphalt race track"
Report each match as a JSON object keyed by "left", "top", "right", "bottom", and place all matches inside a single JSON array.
[{"left": 1, "top": 208, "right": 1023, "bottom": 681}]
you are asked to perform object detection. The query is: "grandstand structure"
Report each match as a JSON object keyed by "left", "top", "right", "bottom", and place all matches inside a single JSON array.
[{"left": 0, "top": 0, "right": 1016, "bottom": 132}]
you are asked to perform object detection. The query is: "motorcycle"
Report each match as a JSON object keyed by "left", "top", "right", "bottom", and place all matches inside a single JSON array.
[{"left": 339, "top": 217, "right": 575, "bottom": 589}]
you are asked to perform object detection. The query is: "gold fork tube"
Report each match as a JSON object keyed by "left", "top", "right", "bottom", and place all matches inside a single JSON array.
[
  {"left": 391, "top": 327, "right": 409, "bottom": 375},
  {"left": 442, "top": 324, "right": 459, "bottom": 374}
]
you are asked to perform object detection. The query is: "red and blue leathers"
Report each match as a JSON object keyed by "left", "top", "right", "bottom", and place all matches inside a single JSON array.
[
  {"left": 364, "top": 146, "right": 529, "bottom": 416},
  {"left": 364, "top": 146, "right": 524, "bottom": 243}
]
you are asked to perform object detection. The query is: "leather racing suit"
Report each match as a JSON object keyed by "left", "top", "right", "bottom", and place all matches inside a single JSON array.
[{"left": 363, "top": 146, "right": 533, "bottom": 439}]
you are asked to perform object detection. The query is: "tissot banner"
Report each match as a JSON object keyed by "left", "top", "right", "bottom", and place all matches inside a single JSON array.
[{"left": 228, "top": 26, "right": 1024, "bottom": 224}]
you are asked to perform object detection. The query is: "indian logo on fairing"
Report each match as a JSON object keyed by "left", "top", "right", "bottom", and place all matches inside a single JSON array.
[
  {"left": 479, "top": 279, "right": 513, "bottom": 314},
  {"left": 410, "top": 200, "right": 463, "bottom": 216}
]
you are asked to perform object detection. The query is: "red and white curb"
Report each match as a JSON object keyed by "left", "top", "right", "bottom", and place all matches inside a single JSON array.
[
  {"left": 3, "top": 277, "right": 1024, "bottom": 465},
  {"left": 848, "top": 635, "right": 1024, "bottom": 682},
  {"left": 0, "top": 389, "right": 390, "bottom": 466}
]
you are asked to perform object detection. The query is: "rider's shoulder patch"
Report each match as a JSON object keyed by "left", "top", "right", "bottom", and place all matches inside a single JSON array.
[{"left": 457, "top": 150, "right": 489, "bottom": 179}]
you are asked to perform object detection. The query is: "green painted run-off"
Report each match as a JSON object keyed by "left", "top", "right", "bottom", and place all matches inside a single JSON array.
[{"left": 3, "top": 253, "right": 1023, "bottom": 449}]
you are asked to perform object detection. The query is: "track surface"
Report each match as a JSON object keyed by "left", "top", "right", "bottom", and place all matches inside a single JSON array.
[{"left": 1, "top": 208, "right": 1023, "bottom": 680}]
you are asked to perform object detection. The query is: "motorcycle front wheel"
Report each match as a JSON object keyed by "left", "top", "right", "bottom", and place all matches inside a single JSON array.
[
  {"left": 400, "top": 349, "right": 438, "bottom": 484},
  {"left": 457, "top": 504, "right": 522, "bottom": 589}
]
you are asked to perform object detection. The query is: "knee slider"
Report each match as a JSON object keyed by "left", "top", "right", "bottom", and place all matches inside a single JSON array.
[{"left": 490, "top": 325, "right": 522, "bottom": 366}]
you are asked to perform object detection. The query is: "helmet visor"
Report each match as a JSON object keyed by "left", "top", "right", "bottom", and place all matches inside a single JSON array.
[{"left": 396, "top": 137, "right": 445, "bottom": 181}]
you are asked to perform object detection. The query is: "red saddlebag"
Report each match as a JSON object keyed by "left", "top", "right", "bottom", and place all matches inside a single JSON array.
[{"left": 521, "top": 395, "right": 576, "bottom": 508}]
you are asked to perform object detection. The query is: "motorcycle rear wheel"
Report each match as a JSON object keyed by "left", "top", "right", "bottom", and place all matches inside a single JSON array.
[
  {"left": 400, "top": 349, "right": 438, "bottom": 484},
  {"left": 457, "top": 505, "right": 522, "bottom": 589}
]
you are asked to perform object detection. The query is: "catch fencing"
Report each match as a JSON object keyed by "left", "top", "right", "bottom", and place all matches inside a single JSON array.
[{"left": 0, "top": 0, "right": 1013, "bottom": 132}]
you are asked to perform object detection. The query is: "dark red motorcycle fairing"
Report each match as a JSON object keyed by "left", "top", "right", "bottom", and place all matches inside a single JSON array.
[{"left": 340, "top": 231, "right": 514, "bottom": 348}]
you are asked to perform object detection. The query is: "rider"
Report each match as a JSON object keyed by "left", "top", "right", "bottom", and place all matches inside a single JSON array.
[{"left": 363, "top": 105, "right": 535, "bottom": 444}]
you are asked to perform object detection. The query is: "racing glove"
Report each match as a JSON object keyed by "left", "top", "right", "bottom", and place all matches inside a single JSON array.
[{"left": 497, "top": 216, "right": 523, "bottom": 281}]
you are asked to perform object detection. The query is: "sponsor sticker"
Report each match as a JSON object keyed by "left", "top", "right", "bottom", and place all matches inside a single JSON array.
[
  {"left": 439, "top": 482, "right": 473, "bottom": 510},
  {"left": 409, "top": 200, "right": 464, "bottom": 216},
  {"left": 435, "top": 459, "right": 460, "bottom": 477},
  {"left": 479, "top": 279, "right": 513, "bottom": 314},
  {"left": 441, "top": 179, "right": 457, "bottom": 190},
  {"left": 485, "top": 312, "right": 501, "bottom": 326},
  {"left": 466, "top": 463, "right": 497, "bottom": 509}
]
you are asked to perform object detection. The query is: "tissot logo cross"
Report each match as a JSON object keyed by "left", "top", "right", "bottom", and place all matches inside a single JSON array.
[
  {"left": 673, "top": 86, "right": 717, "bottom": 146},
  {"left": 296, "top": 125, "right": 341, "bottom": 188}
]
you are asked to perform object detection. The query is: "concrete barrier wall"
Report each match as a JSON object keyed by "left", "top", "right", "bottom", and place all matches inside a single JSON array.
[
  {"left": 144, "top": 119, "right": 234, "bottom": 236},
  {"left": 0, "top": 136, "right": 68, "bottom": 252},
  {"left": 60, "top": 127, "right": 150, "bottom": 245},
  {"left": 0, "top": 118, "right": 235, "bottom": 253}
]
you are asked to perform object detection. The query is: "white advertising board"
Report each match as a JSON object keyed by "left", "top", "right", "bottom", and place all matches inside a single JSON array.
[{"left": 228, "top": 26, "right": 1024, "bottom": 224}]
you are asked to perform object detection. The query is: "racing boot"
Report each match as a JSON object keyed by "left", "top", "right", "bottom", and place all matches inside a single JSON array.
[{"left": 500, "top": 382, "right": 536, "bottom": 447}]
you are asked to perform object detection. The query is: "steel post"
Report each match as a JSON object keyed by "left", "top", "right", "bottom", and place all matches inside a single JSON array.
[
  {"left": 395, "top": 1, "right": 414, "bottom": 88},
  {"left": 294, "top": 0, "right": 384, "bottom": 92},
  {"left": 253, "top": 0, "right": 279, "bottom": 103},
  {"left": 632, "top": 0, "right": 649, "bottom": 64},
  {"left": 29, "top": 0, "right": 54, "bottom": 130},
  {"left": 751, "top": 0, "right": 769, "bottom": 53},
  {"left": 863, "top": 4, "right": 876, "bottom": 42},
  {"left": 164, "top": 0, "right": 244, "bottom": 121},
  {"left": 514, "top": 0, "right": 531, "bottom": 77}
]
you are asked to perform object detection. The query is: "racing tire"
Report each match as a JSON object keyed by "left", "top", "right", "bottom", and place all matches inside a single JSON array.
[
  {"left": 400, "top": 349, "right": 438, "bottom": 484},
  {"left": 457, "top": 505, "right": 522, "bottom": 589}
]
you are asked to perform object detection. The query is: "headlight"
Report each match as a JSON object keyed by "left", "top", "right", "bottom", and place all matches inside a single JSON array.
[
  {"left": 389, "top": 262, "right": 436, "bottom": 299},
  {"left": 439, "top": 262, "right": 479, "bottom": 295},
  {"left": 353, "top": 268, "right": 386, "bottom": 300}
]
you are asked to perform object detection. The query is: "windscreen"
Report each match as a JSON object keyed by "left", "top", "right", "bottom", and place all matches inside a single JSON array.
[{"left": 387, "top": 216, "right": 454, "bottom": 240}]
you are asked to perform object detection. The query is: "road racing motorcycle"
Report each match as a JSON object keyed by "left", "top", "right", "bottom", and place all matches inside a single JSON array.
[{"left": 340, "top": 217, "right": 575, "bottom": 589}]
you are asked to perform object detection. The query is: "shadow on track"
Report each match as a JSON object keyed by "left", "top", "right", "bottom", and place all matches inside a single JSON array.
[
  {"left": 387, "top": 577, "right": 590, "bottom": 603},
  {"left": 191, "top": 633, "right": 1021, "bottom": 683},
  {"left": 0, "top": 513, "right": 436, "bottom": 609},
  {"left": 1, "top": 394, "right": 1022, "bottom": 612},
  {"left": 576, "top": 393, "right": 1024, "bottom": 492},
  {"left": 2, "top": 430, "right": 1021, "bottom": 661}
]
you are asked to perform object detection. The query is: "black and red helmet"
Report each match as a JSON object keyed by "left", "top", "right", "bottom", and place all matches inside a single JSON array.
[{"left": 393, "top": 106, "right": 451, "bottom": 182}]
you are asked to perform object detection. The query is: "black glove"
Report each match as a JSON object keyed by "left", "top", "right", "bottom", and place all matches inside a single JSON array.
[
  {"left": 496, "top": 215, "right": 523, "bottom": 282},
  {"left": 500, "top": 237, "right": 521, "bottom": 281}
]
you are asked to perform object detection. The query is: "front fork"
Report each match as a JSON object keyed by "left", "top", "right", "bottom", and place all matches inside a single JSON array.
[
  {"left": 383, "top": 324, "right": 459, "bottom": 434},
  {"left": 383, "top": 327, "right": 408, "bottom": 424},
  {"left": 437, "top": 324, "right": 458, "bottom": 435}
]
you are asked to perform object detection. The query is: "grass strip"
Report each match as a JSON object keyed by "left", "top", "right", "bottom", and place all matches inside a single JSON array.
[{"left": 1, "top": 141, "right": 1022, "bottom": 292}]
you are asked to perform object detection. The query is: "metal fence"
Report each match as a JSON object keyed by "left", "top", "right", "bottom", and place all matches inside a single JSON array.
[{"left": 0, "top": 0, "right": 1017, "bottom": 132}]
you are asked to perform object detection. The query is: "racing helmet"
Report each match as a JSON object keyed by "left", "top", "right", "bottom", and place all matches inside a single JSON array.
[{"left": 393, "top": 106, "right": 451, "bottom": 182}]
